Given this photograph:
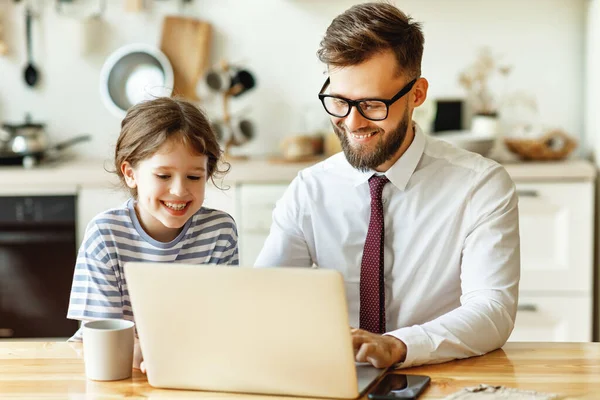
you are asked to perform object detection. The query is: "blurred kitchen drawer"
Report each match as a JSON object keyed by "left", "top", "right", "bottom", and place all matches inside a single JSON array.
[
  {"left": 239, "top": 232, "right": 269, "bottom": 266},
  {"left": 508, "top": 295, "right": 591, "bottom": 342},
  {"left": 238, "top": 184, "right": 288, "bottom": 233},
  {"left": 516, "top": 181, "right": 594, "bottom": 293}
]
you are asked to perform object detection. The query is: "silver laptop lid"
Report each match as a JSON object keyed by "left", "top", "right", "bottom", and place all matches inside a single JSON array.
[
  {"left": 125, "top": 263, "right": 377, "bottom": 398},
  {"left": 357, "top": 363, "right": 388, "bottom": 394}
]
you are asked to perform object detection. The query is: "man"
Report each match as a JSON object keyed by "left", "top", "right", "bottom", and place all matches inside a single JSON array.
[{"left": 255, "top": 2, "right": 520, "bottom": 369}]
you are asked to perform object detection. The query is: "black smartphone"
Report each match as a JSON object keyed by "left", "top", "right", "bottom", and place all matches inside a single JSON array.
[{"left": 367, "top": 374, "right": 431, "bottom": 400}]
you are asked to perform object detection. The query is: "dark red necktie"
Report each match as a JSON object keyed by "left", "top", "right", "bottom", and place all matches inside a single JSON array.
[{"left": 360, "top": 175, "right": 389, "bottom": 334}]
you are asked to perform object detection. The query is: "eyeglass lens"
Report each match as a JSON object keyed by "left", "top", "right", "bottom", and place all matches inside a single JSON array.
[{"left": 322, "top": 97, "right": 388, "bottom": 120}]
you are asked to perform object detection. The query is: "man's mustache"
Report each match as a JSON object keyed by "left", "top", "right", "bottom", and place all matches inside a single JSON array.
[{"left": 334, "top": 123, "right": 383, "bottom": 136}]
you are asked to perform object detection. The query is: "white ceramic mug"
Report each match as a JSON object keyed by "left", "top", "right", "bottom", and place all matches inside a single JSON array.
[
  {"left": 231, "top": 118, "right": 254, "bottom": 143},
  {"left": 83, "top": 319, "right": 135, "bottom": 381},
  {"left": 211, "top": 118, "right": 254, "bottom": 144},
  {"left": 205, "top": 69, "right": 233, "bottom": 92}
]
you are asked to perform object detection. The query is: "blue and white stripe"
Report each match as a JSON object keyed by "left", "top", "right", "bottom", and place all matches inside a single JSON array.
[{"left": 67, "top": 199, "right": 238, "bottom": 340}]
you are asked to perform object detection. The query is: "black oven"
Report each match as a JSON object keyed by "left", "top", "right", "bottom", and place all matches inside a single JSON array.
[{"left": 0, "top": 195, "right": 78, "bottom": 338}]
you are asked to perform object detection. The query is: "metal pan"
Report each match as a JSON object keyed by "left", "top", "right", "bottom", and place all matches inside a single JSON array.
[{"left": 0, "top": 134, "right": 91, "bottom": 168}]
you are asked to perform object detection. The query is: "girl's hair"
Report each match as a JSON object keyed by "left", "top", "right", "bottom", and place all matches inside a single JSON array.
[
  {"left": 114, "top": 97, "right": 230, "bottom": 197},
  {"left": 317, "top": 2, "right": 424, "bottom": 79}
]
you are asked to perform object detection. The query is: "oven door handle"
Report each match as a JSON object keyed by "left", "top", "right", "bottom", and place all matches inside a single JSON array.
[{"left": 0, "top": 231, "right": 74, "bottom": 244}]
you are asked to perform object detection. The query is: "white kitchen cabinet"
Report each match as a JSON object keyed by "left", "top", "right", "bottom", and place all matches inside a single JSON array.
[
  {"left": 237, "top": 184, "right": 289, "bottom": 265},
  {"left": 203, "top": 184, "right": 237, "bottom": 222},
  {"left": 516, "top": 182, "right": 595, "bottom": 293},
  {"left": 240, "top": 232, "right": 273, "bottom": 267},
  {"left": 510, "top": 179, "right": 595, "bottom": 342},
  {"left": 509, "top": 295, "right": 592, "bottom": 342}
]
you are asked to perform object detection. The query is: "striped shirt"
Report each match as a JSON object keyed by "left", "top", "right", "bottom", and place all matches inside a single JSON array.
[{"left": 67, "top": 198, "right": 238, "bottom": 340}]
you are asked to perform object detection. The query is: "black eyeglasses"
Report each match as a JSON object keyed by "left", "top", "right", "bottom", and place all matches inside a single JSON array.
[{"left": 318, "top": 77, "right": 418, "bottom": 121}]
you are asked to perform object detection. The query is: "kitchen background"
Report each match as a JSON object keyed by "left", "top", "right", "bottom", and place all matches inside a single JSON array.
[
  {"left": 1, "top": 0, "right": 600, "bottom": 343},
  {"left": 0, "top": 0, "right": 590, "bottom": 158}
]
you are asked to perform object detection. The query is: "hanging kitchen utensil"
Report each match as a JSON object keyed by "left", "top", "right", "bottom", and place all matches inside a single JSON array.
[
  {"left": 99, "top": 43, "right": 174, "bottom": 118},
  {"left": 160, "top": 16, "right": 211, "bottom": 101},
  {"left": 23, "top": 7, "right": 39, "bottom": 87}
]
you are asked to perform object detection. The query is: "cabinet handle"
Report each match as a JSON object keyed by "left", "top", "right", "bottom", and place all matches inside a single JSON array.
[
  {"left": 516, "top": 190, "right": 539, "bottom": 198},
  {"left": 517, "top": 304, "right": 538, "bottom": 312}
]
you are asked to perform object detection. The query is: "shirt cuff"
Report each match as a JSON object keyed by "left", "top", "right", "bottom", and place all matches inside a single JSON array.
[{"left": 384, "top": 325, "right": 434, "bottom": 368}]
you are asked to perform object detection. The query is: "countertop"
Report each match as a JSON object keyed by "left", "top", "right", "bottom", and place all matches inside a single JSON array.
[
  {"left": 0, "top": 342, "right": 598, "bottom": 399},
  {"left": 0, "top": 157, "right": 596, "bottom": 195}
]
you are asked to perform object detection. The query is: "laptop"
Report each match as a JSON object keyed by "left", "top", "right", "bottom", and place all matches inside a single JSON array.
[{"left": 124, "top": 263, "right": 389, "bottom": 398}]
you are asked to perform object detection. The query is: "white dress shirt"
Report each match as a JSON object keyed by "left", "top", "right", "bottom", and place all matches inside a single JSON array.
[{"left": 255, "top": 123, "right": 520, "bottom": 368}]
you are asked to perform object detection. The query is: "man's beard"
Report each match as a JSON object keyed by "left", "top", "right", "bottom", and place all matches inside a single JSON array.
[{"left": 333, "top": 105, "right": 410, "bottom": 172}]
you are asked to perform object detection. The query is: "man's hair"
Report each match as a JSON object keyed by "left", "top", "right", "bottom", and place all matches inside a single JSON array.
[
  {"left": 317, "top": 2, "right": 424, "bottom": 78},
  {"left": 114, "top": 97, "right": 229, "bottom": 197}
]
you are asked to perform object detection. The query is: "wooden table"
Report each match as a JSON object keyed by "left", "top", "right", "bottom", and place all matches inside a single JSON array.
[{"left": 0, "top": 342, "right": 599, "bottom": 399}]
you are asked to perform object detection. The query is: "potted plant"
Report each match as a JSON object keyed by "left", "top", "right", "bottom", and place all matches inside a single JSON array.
[{"left": 458, "top": 47, "right": 511, "bottom": 135}]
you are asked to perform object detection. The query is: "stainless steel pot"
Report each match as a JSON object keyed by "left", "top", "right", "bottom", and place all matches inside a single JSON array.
[
  {"left": 0, "top": 115, "right": 91, "bottom": 168},
  {"left": 2, "top": 115, "right": 48, "bottom": 155}
]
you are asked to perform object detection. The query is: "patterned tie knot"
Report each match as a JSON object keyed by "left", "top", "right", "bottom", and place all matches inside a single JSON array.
[{"left": 368, "top": 175, "right": 389, "bottom": 200}]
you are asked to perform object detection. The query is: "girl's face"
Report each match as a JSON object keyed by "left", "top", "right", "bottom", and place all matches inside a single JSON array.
[{"left": 121, "top": 139, "right": 208, "bottom": 242}]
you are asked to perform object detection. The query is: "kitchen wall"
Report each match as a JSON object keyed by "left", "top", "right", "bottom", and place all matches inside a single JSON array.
[{"left": 0, "top": 0, "right": 587, "bottom": 160}]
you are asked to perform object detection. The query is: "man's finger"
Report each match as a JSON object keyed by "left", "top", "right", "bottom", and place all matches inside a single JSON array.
[
  {"left": 355, "top": 342, "right": 377, "bottom": 363},
  {"left": 351, "top": 328, "right": 372, "bottom": 341},
  {"left": 352, "top": 331, "right": 368, "bottom": 352},
  {"left": 351, "top": 328, "right": 371, "bottom": 336},
  {"left": 368, "top": 357, "right": 388, "bottom": 369},
  {"left": 352, "top": 336, "right": 363, "bottom": 355}
]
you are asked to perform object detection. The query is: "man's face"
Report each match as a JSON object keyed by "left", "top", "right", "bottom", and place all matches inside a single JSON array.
[
  {"left": 121, "top": 138, "right": 208, "bottom": 242},
  {"left": 327, "top": 50, "right": 416, "bottom": 172}
]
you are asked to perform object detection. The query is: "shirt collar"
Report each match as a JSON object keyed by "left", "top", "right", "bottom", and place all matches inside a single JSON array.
[{"left": 351, "top": 122, "right": 426, "bottom": 190}]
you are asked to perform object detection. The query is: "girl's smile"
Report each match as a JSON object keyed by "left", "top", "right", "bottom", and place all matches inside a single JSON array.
[{"left": 161, "top": 200, "right": 192, "bottom": 216}]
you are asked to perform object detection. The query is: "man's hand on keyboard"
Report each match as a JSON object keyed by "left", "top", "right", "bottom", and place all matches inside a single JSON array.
[{"left": 351, "top": 328, "right": 407, "bottom": 368}]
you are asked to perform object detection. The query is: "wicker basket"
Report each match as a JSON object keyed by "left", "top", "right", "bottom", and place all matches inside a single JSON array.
[{"left": 504, "top": 130, "right": 577, "bottom": 161}]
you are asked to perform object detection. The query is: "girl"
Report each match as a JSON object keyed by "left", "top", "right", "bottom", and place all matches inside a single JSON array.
[{"left": 66, "top": 97, "right": 238, "bottom": 361}]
